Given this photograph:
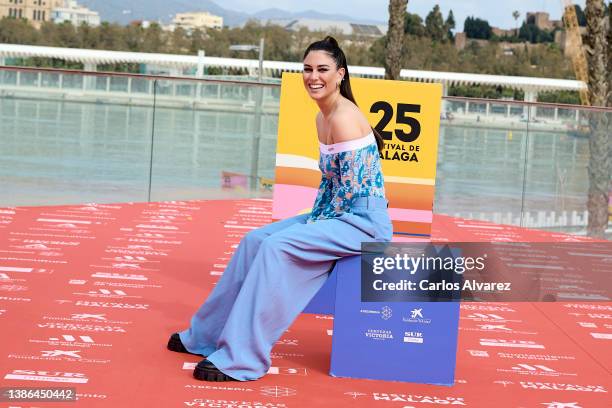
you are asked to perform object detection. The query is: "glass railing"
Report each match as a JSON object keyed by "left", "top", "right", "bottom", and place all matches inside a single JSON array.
[
  {"left": 438, "top": 96, "right": 610, "bottom": 238},
  {"left": 1, "top": 66, "right": 610, "bottom": 238},
  {"left": 0, "top": 68, "right": 157, "bottom": 204}
]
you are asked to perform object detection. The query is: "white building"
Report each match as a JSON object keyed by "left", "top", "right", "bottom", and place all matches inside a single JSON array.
[
  {"left": 51, "top": 0, "right": 100, "bottom": 27},
  {"left": 267, "top": 18, "right": 387, "bottom": 38},
  {"left": 172, "top": 11, "right": 223, "bottom": 31}
]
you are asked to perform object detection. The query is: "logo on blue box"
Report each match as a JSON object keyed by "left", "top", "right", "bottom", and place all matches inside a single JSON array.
[{"left": 330, "top": 252, "right": 460, "bottom": 385}]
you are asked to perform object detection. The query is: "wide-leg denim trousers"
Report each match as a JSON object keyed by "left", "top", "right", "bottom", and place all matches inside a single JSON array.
[{"left": 179, "top": 196, "right": 392, "bottom": 380}]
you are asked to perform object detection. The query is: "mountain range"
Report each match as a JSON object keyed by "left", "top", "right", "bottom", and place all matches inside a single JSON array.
[{"left": 77, "top": 0, "right": 385, "bottom": 27}]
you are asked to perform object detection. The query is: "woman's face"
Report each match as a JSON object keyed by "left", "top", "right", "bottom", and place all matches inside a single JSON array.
[{"left": 303, "top": 50, "right": 345, "bottom": 101}]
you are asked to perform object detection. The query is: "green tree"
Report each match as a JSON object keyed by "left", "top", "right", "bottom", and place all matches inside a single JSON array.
[
  {"left": 98, "top": 22, "right": 124, "bottom": 50},
  {"left": 141, "top": 23, "right": 163, "bottom": 53},
  {"left": 584, "top": 0, "right": 610, "bottom": 238},
  {"left": 47, "top": 21, "right": 79, "bottom": 48},
  {"left": 608, "top": 3, "right": 612, "bottom": 216},
  {"left": 512, "top": 10, "right": 520, "bottom": 36},
  {"left": 189, "top": 28, "right": 206, "bottom": 54},
  {"left": 425, "top": 5, "right": 446, "bottom": 42},
  {"left": 123, "top": 24, "right": 144, "bottom": 52},
  {"left": 0, "top": 17, "right": 38, "bottom": 44},
  {"left": 385, "top": 0, "right": 407, "bottom": 79},
  {"left": 518, "top": 22, "right": 554, "bottom": 43},
  {"left": 76, "top": 23, "right": 101, "bottom": 49},
  {"left": 445, "top": 10, "right": 455, "bottom": 40},
  {"left": 608, "top": 2, "right": 612, "bottom": 107},
  {"left": 259, "top": 24, "right": 296, "bottom": 62},
  {"left": 575, "top": 5, "right": 587, "bottom": 26},
  {"left": 464, "top": 16, "right": 492, "bottom": 39},
  {"left": 537, "top": 90, "right": 580, "bottom": 104},
  {"left": 511, "top": 11, "right": 520, "bottom": 28},
  {"left": 0, "top": 11, "right": 577, "bottom": 89},
  {"left": 404, "top": 12, "right": 425, "bottom": 36},
  {"left": 168, "top": 26, "right": 190, "bottom": 53}
]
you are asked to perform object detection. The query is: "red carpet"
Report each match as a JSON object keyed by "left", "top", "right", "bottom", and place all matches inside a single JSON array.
[{"left": 0, "top": 200, "right": 609, "bottom": 408}]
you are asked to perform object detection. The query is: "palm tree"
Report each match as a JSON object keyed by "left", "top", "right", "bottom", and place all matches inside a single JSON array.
[
  {"left": 608, "top": 1, "right": 612, "bottom": 107},
  {"left": 512, "top": 10, "right": 520, "bottom": 37},
  {"left": 584, "top": 0, "right": 610, "bottom": 238},
  {"left": 385, "top": 0, "right": 407, "bottom": 80}
]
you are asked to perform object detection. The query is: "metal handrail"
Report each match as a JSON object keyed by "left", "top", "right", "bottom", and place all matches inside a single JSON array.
[
  {"left": 0, "top": 65, "right": 277, "bottom": 87},
  {"left": 1, "top": 65, "right": 611, "bottom": 113},
  {"left": 444, "top": 95, "right": 612, "bottom": 112}
]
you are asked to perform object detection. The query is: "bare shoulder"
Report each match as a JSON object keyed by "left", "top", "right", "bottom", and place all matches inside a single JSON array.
[{"left": 330, "top": 103, "right": 372, "bottom": 143}]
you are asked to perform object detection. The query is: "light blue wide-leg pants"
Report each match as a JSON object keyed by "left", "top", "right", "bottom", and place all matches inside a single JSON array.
[{"left": 179, "top": 197, "right": 392, "bottom": 381}]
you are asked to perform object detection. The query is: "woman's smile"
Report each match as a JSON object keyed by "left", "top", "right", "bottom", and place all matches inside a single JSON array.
[{"left": 308, "top": 83, "right": 325, "bottom": 90}]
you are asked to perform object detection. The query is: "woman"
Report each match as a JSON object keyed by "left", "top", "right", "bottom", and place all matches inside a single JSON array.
[{"left": 167, "top": 36, "right": 392, "bottom": 381}]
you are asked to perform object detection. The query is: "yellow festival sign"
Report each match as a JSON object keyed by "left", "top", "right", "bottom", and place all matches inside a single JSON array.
[{"left": 272, "top": 72, "right": 442, "bottom": 237}]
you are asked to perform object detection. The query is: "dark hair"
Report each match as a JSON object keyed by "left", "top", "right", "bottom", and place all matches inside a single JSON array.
[{"left": 303, "top": 36, "right": 384, "bottom": 152}]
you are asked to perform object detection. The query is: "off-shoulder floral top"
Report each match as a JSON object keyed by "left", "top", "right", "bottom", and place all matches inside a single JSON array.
[{"left": 308, "top": 131, "right": 386, "bottom": 223}]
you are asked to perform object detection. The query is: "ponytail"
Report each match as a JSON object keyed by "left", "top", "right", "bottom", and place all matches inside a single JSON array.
[{"left": 304, "top": 36, "right": 385, "bottom": 152}]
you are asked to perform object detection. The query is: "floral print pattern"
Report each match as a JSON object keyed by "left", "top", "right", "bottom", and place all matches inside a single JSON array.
[{"left": 308, "top": 141, "right": 385, "bottom": 222}]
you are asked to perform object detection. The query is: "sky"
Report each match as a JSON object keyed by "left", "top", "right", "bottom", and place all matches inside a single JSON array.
[{"left": 221, "top": 0, "right": 587, "bottom": 31}]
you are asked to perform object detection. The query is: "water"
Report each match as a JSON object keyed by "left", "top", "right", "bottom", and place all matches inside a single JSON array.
[
  {"left": 0, "top": 97, "right": 591, "bottom": 230},
  {"left": 436, "top": 125, "right": 589, "bottom": 219}
]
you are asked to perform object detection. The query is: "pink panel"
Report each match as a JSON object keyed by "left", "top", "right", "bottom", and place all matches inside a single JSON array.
[
  {"left": 391, "top": 236, "right": 430, "bottom": 243},
  {"left": 388, "top": 207, "right": 434, "bottom": 223},
  {"left": 272, "top": 184, "right": 318, "bottom": 220}
]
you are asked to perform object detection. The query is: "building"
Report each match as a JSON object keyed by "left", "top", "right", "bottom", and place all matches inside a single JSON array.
[
  {"left": 454, "top": 32, "right": 467, "bottom": 50},
  {"left": 51, "top": 0, "right": 100, "bottom": 27},
  {"left": 0, "top": 0, "right": 63, "bottom": 28},
  {"left": 525, "top": 12, "right": 562, "bottom": 31},
  {"left": 172, "top": 11, "right": 223, "bottom": 31},
  {"left": 491, "top": 27, "right": 517, "bottom": 38},
  {"left": 454, "top": 32, "right": 490, "bottom": 51},
  {"left": 268, "top": 18, "right": 387, "bottom": 38},
  {"left": 455, "top": 31, "right": 542, "bottom": 55},
  {"left": 526, "top": 12, "right": 553, "bottom": 30}
]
